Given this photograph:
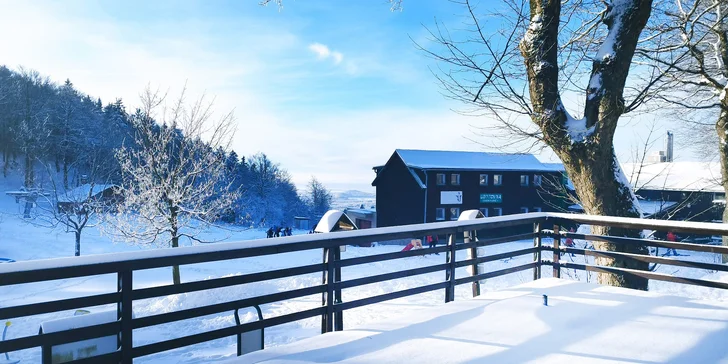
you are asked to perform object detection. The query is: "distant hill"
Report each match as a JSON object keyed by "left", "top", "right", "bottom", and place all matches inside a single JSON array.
[
  {"left": 331, "top": 190, "right": 376, "bottom": 210},
  {"left": 334, "top": 190, "right": 375, "bottom": 199}
]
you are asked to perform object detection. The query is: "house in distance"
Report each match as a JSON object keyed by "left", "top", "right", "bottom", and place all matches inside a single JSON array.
[{"left": 372, "top": 149, "right": 569, "bottom": 228}]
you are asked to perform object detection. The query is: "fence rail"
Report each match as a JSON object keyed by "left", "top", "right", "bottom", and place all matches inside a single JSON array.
[{"left": 1, "top": 212, "right": 728, "bottom": 363}]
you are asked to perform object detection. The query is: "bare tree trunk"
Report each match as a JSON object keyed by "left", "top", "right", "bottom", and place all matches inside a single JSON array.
[
  {"left": 63, "top": 156, "right": 69, "bottom": 189},
  {"left": 171, "top": 235, "right": 181, "bottom": 285},
  {"left": 520, "top": 0, "right": 652, "bottom": 290},
  {"left": 718, "top": 107, "right": 728, "bottom": 263},
  {"left": 24, "top": 153, "right": 34, "bottom": 187},
  {"left": 75, "top": 230, "right": 81, "bottom": 257}
]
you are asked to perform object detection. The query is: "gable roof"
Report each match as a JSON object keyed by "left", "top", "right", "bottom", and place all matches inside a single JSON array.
[{"left": 394, "top": 149, "right": 557, "bottom": 172}]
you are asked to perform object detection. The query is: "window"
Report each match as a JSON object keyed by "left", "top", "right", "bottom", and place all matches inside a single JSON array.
[
  {"left": 520, "top": 207, "right": 529, "bottom": 213},
  {"left": 479, "top": 207, "right": 489, "bottom": 217},
  {"left": 451, "top": 174, "right": 460, "bottom": 185},
  {"left": 520, "top": 175, "right": 529, "bottom": 186},
  {"left": 532, "top": 207, "right": 542, "bottom": 212},
  {"left": 493, "top": 174, "right": 503, "bottom": 186},
  {"left": 493, "top": 207, "right": 503, "bottom": 216},
  {"left": 479, "top": 174, "right": 488, "bottom": 186},
  {"left": 534, "top": 174, "right": 542, "bottom": 186},
  {"left": 436, "top": 174, "right": 446, "bottom": 186},
  {"left": 450, "top": 207, "right": 460, "bottom": 220},
  {"left": 435, "top": 208, "right": 445, "bottom": 221}
]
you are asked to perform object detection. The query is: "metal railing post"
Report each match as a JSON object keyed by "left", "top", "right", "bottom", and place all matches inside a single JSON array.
[
  {"left": 465, "top": 228, "right": 481, "bottom": 297},
  {"left": 333, "top": 246, "right": 343, "bottom": 332},
  {"left": 118, "top": 270, "right": 133, "bottom": 364},
  {"left": 321, "top": 247, "right": 334, "bottom": 334},
  {"left": 553, "top": 224, "right": 561, "bottom": 279},
  {"left": 534, "top": 222, "right": 542, "bottom": 280},
  {"left": 445, "top": 233, "right": 457, "bottom": 303}
]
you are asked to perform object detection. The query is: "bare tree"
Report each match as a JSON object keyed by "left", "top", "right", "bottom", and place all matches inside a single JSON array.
[
  {"left": 307, "top": 176, "right": 333, "bottom": 218},
  {"left": 109, "top": 87, "right": 239, "bottom": 285},
  {"left": 420, "top": 0, "right": 657, "bottom": 289},
  {"left": 636, "top": 0, "right": 728, "bottom": 261},
  {"left": 32, "top": 156, "right": 112, "bottom": 257}
]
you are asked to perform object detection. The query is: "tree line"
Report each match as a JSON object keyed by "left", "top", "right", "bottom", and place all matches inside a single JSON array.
[{"left": 0, "top": 65, "right": 331, "bottom": 229}]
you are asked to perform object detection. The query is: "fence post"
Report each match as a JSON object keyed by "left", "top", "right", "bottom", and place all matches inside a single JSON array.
[
  {"left": 321, "top": 247, "right": 334, "bottom": 334},
  {"left": 333, "top": 246, "right": 343, "bottom": 332},
  {"left": 533, "top": 222, "right": 542, "bottom": 280},
  {"left": 553, "top": 224, "right": 561, "bottom": 279},
  {"left": 465, "top": 228, "right": 481, "bottom": 297},
  {"left": 445, "top": 233, "right": 457, "bottom": 303},
  {"left": 117, "top": 270, "right": 133, "bottom": 364}
]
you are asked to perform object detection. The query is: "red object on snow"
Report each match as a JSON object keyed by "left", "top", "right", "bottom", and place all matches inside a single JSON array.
[{"left": 402, "top": 243, "right": 414, "bottom": 252}]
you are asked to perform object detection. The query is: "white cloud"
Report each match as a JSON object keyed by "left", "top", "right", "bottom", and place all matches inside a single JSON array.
[{"left": 308, "top": 42, "right": 344, "bottom": 64}]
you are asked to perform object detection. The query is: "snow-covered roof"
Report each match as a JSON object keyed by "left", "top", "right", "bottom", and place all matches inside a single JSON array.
[
  {"left": 395, "top": 149, "right": 560, "bottom": 172},
  {"left": 314, "top": 210, "right": 357, "bottom": 233},
  {"left": 637, "top": 200, "right": 677, "bottom": 216},
  {"left": 344, "top": 208, "right": 376, "bottom": 215},
  {"left": 623, "top": 162, "right": 722, "bottom": 193},
  {"left": 58, "top": 184, "right": 118, "bottom": 203},
  {"left": 230, "top": 278, "right": 728, "bottom": 364}
]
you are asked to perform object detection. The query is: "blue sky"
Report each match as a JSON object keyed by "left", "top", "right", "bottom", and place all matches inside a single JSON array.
[{"left": 0, "top": 0, "right": 681, "bottom": 192}]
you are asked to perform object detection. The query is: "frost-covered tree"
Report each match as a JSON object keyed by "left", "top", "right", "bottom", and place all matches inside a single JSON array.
[
  {"left": 306, "top": 176, "right": 333, "bottom": 218},
  {"left": 422, "top": 0, "right": 655, "bottom": 289},
  {"left": 111, "top": 87, "right": 238, "bottom": 285}
]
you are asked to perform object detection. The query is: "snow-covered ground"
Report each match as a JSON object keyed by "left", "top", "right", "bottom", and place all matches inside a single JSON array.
[
  {"left": 2, "top": 174, "right": 728, "bottom": 363},
  {"left": 230, "top": 278, "right": 728, "bottom": 364}
]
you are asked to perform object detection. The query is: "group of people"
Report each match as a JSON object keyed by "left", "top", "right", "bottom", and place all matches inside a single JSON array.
[{"left": 266, "top": 226, "right": 292, "bottom": 238}]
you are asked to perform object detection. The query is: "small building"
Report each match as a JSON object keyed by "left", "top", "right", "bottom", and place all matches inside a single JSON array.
[
  {"left": 293, "top": 217, "right": 312, "bottom": 230},
  {"left": 56, "top": 184, "right": 122, "bottom": 213},
  {"left": 343, "top": 206, "right": 377, "bottom": 229},
  {"left": 622, "top": 161, "right": 724, "bottom": 222},
  {"left": 371, "top": 149, "right": 569, "bottom": 228}
]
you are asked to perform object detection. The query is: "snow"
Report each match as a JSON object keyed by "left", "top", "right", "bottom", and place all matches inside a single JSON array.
[
  {"left": 623, "top": 161, "right": 723, "bottom": 193},
  {"left": 395, "top": 149, "right": 557, "bottom": 171},
  {"left": 565, "top": 116, "right": 596, "bottom": 143},
  {"left": 3, "top": 164, "right": 728, "bottom": 363},
  {"left": 229, "top": 278, "right": 728, "bottom": 364}
]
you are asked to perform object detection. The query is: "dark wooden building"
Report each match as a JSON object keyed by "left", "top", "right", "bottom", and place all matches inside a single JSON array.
[{"left": 372, "top": 150, "right": 569, "bottom": 228}]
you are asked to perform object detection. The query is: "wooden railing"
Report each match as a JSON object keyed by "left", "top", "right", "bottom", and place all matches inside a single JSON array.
[{"left": 0, "top": 212, "right": 727, "bottom": 363}]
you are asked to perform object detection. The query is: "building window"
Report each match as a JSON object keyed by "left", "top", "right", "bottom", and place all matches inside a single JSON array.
[
  {"left": 451, "top": 174, "right": 460, "bottom": 185},
  {"left": 493, "top": 207, "right": 502, "bottom": 216},
  {"left": 450, "top": 207, "right": 460, "bottom": 220},
  {"left": 435, "top": 208, "right": 445, "bottom": 220},
  {"left": 479, "top": 174, "right": 488, "bottom": 186},
  {"left": 520, "top": 207, "right": 529, "bottom": 213},
  {"left": 520, "top": 175, "right": 529, "bottom": 187},
  {"left": 436, "top": 174, "right": 446, "bottom": 186},
  {"left": 534, "top": 174, "right": 542, "bottom": 186},
  {"left": 493, "top": 174, "right": 503, "bottom": 186},
  {"left": 479, "top": 208, "right": 489, "bottom": 217},
  {"left": 532, "top": 207, "right": 542, "bottom": 212}
]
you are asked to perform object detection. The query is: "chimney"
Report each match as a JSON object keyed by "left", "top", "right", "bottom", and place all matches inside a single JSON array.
[{"left": 665, "top": 131, "right": 674, "bottom": 162}]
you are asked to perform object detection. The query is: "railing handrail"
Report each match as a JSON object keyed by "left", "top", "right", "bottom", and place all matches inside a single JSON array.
[
  {"left": 0, "top": 213, "right": 546, "bottom": 281},
  {"left": 2, "top": 212, "right": 727, "bottom": 281}
]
